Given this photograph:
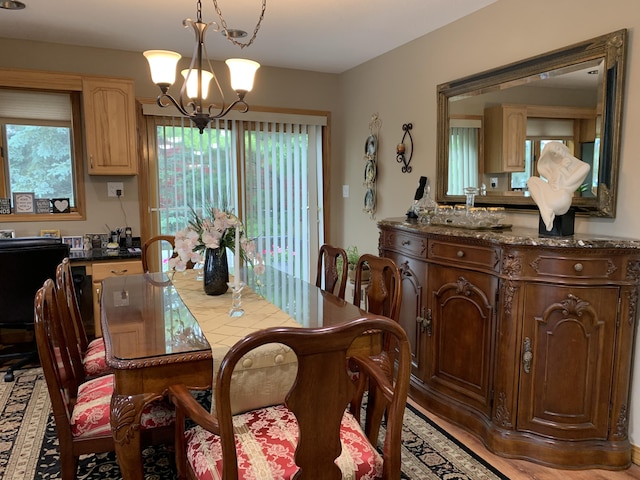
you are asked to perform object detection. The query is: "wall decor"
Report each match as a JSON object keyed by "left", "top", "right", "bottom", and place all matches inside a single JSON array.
[
  {"left": 12, "top": 192, "right": 34, "bottom": 214},
  {"left": 51, "top": 197, "right": 70, "bottom": 214},
  {"left": 396, "top": 123, "right": 413, "bottom": 173},
  {"left": 40, "top": 229, "right": 61, "bottom": 238},
  {"left": 35, "top": 198, "right": 51, "bottom": 214},
  {"left": 62, "top": 235, "right": 84, "bottom": 251},
  {"left": 0, "top": 229, "right": 15, "bottom": 238},
  {"left": 363, "top": 113, "right": 381, "bottom": 219},
  {"left": 0, "top": 199, "right": 10, "bottom": 215}
]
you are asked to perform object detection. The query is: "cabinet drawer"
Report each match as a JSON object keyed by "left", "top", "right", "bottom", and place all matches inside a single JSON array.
[
  {"left": 380, "top": 230, "right": 427, "bottom": 258},
  {"left": 429, "top": 240, "right": 500, "bottom": 271},
  {"left": 92, "top": 260, "right": 143, "bottom": 281},
  {"left": 527, "top": 253, "right": 622, "bottom": 280}
]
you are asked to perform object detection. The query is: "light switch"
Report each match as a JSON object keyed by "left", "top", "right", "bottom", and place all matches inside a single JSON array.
[{"left": 342, "top": 185, "right": 349, "bottom": 198}]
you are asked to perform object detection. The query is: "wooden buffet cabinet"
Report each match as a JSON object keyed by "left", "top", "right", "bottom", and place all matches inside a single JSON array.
[{"left": 378, "top": 217, "right": 640, "bottom": 469}]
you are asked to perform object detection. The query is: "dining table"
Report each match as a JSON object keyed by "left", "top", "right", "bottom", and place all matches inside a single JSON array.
[{"left": 100, "top": 266, "right": 377, "bottom": 480}]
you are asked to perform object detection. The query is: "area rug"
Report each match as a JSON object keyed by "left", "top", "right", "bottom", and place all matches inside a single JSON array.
[{"left": 0, "top": 368, "right": 509, "bottom": 480}]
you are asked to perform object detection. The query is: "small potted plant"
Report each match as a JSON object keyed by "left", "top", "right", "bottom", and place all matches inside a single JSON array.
[{"left": 346, "top": 245, "right": 370, "bottom": 283}]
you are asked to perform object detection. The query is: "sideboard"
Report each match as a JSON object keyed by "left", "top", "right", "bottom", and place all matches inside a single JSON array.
[{"left": 378, "top": 217, "right": 640, "bottom": 469}]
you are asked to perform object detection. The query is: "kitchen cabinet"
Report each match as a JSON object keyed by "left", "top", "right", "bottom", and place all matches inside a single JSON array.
[
  {"left": 484, "top": 104, "right": 527, "bottom": 173},
  {"left": 378, "top": 218, "right": 640, "bottom": 469},
  {"left": 82, "top": 77, "right": 138, "bottom": 175}
]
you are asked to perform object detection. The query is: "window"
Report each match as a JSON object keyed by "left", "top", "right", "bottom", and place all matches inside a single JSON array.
[
  {"left": 142, "top": 109, "right": 327, "bottom": 281},
  {"left": 0, "top": 88, "right": 84, "bottom": 218}
]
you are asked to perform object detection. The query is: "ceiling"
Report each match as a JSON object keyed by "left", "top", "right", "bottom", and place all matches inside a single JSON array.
[{"left": 0, "top": 0, "right": 496, "bottom": 74}]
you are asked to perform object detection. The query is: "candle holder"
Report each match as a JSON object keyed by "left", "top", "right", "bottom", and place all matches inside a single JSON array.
[
  {"left": 227, "top": 281, "right": 246, "bottom": 317},
  {"left": 396, "top": 123, "right": 413, "bottom": 173}
]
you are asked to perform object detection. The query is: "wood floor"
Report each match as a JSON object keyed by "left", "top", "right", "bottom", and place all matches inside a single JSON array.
[{"left": 409, "top": 399, "right": 640, "bottom": 479}]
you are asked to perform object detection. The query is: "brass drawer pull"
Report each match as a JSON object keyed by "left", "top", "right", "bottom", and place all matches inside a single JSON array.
[
  {"left": 457, "top": 250, "right": 465, "bottom": 258},
  {"left": 523, "top": 337, "right": 533, "bottom": 374},
  {"left": 110, "top": 269, "right": 129, "bottom": 275},
  {"left": 574, "top": 263, "right": 583, "bottom": 272}
]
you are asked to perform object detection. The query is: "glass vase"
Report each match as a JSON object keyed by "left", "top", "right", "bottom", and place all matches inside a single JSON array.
[{"left": 203, "top": 247, "right": 229, "bottom": 296}]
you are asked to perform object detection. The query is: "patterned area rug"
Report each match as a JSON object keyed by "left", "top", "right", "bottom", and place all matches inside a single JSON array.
[{"left": 0, "top": 368, "right": 509, "bottom": 480}]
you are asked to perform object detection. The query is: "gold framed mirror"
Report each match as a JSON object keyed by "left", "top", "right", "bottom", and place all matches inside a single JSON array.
[{"left": 436, "top": 29, "right": 627, "bottom": 217}]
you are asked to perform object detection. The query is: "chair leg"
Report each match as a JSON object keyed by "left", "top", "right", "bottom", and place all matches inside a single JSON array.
[{"left": 60, "top": 452, "right": 78, "bottom": 480}]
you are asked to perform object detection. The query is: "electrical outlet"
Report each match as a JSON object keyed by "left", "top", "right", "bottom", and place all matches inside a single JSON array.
[
  {"left": 490, "top": 177, "right": 498, "bottom": 189},
  {"left": 342, "top": 185, "right": 349, "bottom": 198},
  {"left": 108, "top": 182, "right": 123, "bottom": 197}
]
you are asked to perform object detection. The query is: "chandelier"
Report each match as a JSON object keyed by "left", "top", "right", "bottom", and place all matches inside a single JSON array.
[{"left": 143, "top": 0, "right": 266, "bottom": 133}]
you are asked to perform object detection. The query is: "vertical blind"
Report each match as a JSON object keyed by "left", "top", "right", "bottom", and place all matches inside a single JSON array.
[{"left": 146, "top": 109, "right": 325, "bottom": 282}]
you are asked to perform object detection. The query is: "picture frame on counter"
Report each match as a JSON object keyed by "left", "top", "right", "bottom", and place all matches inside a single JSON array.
[
  {"left": 40, "top": 229, "right": 61, "bottom": 238},
  {"left": 12, "top": 192, "right": 35, "bottom": 214},
  {"left": 51, "top": 198, "right": 70, "bottom": 214},
  {"left": 62, "top": 235, "right": 84, "bottom": 251},
  {"left": 35, "top": 198, "right": 51, "bottom": 214},
  {"left": 0, "top": 199, "right": 11, "bottom": 215},
  {"left": 0, "top": 229, "right": 15, "bottom": 238}
]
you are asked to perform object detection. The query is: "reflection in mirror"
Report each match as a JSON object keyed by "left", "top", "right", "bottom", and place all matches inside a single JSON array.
[{"left": 437, "top": 30, "right": 627, "bottom": 217}]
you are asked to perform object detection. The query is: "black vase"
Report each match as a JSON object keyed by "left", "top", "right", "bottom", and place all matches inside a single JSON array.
[{"left": 203, "top": 247, "right": 229, "bottom": 296}]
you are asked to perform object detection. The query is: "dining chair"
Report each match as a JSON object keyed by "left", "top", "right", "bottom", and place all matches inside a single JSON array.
[
  {"left": 352, "top": 254, "right": 402, "bottom": 321},
  {"left": 168, "top": 316, "right": 410, "bottom": 480},
  {"left": 141, "top": 235, "right": 178, "bottom": 273},
  {"left": 55, "top": 257, "right": 111, "bottom": 378},
  {"left": 315, "top": 243, "right": 348, "bottom": 299},
  {"left": 34, "top": 278, "right": 175, "bottom": 480}
]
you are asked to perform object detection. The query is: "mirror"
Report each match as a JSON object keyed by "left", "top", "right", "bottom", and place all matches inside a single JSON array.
[{"left": 436, "top": 29, "right": 627, "bottom": 217}]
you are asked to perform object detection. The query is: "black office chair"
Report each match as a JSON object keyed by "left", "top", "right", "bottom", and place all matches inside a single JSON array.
[{"left": 0, "top": 237, "right": 69, "bottom": 381}]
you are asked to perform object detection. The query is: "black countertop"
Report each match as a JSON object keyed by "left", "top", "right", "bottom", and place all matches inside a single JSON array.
[{"left": 68, "top": 247, "right": 142, "bottom": 262}]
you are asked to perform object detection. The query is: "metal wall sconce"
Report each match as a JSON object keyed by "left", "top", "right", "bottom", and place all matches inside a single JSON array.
[{"left": 396, "top": 123, "right": 413, "bottom": 173}]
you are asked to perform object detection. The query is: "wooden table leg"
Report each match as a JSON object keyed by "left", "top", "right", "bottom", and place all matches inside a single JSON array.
[{"left": 110, "top": 392, "right": 154, "bottom": 480}]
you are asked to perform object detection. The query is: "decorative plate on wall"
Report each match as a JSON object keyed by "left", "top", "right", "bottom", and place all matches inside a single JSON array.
[{"left": 365, "top": 135, "right": 377, "bottom": 158}]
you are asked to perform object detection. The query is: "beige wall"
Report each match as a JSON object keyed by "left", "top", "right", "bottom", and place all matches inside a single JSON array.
[
  {"left": 335, "top": 0, "right": 640, "bottom": 445},
  {"left": 0, "top": 38, "right": 339, "bottom": 238}
]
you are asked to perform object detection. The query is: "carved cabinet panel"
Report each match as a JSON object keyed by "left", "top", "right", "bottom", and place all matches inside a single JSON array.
[
  {"left": 426, "top": 265, "right": 497, "bottom": 417},
  {"left": 518, "top": 284, "right": 618, "bottom": 440}
]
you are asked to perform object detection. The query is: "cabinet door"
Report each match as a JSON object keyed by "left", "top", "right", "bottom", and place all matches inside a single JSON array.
[
  {"left": 518, "top": 284, "right": 618, "bottom": 440},
  {"left": 426, "top": 265, "right": 497, "bottom": 416},
  {"left": 82, "top": 77, "right": 138, "bottom": 175},
  {"left": 385, "top": 252, "right": 426, "bottom": 377}
]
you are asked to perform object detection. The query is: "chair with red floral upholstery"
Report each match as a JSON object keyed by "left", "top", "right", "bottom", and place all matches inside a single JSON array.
[
  {"left": 34, "top": 278, "right": 175, "bottom": 480},
  {"left": 315, "top": 243, "right": 349, "bottom": 299},
  {"left": 55, "top": 257, "right": 111, "bottom": 379},
  {"left": 168, "top": 316, "right": 411, "bottom": 480}
]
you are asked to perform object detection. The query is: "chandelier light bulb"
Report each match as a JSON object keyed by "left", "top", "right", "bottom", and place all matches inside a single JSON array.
[
  {"left": 181, "top": 69, "right": 214, "bottom": 100},
  {"left": 226, "top": 59, "right": 260, "bottom": 93},
  {"left": 143, "top": 50, "right": 182, "bottom": 90}
]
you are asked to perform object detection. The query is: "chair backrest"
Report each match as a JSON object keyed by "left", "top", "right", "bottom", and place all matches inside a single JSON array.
[
  {"left": 315, "top": 244, "right": 348, "bottom": 299},
  {"left": 214, "top": 317, "right": 411, "bottom": 480},
  {"left": 141, "top": 235, "right": 177, "bottom": 272},
  {"left": 56, "top": 257, "right": 88, "bottom": 354},
  {"left": 353, "top": 254, "right": 402, "bottom": 321},
  {"left": 34, "top": 279, "right": 82, "bottom": 440}
]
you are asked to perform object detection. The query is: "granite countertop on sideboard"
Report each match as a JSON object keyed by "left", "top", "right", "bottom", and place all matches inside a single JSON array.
[
  {"left": 68, "top": 247, "right": 142, "bottom": 262},
  {"left": 378, "top": 217, "right": 640, "bottom": 250}
]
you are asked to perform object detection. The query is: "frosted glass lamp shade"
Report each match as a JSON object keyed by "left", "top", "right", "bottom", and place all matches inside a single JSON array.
[
  {"left": 225, "top": 59, "right": 260, "bottom": 92},
  {"left": 181, "top": 69, "right": 214, "bottom": 99},
  {"left": 143, "top": 50, "right": 182, "bottom": 87}
]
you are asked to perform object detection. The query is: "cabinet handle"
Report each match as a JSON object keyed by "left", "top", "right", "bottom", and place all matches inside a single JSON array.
[
  {"left": 402, "top": 240, "right": 410, "bottom": 246},
  {"left": 89, "top": 154, "right": 94, "bottom": 169},
  {"left": 457, "top": 250, "right": 465, "bottom": 258},
  {"left": 425, "top": 308, "right": 432, "bottom": 336},
  {"left": 573, "top": 263, "right": 583, "bottom": 272},
  {"left": 523, "top": 337, "right": 533, "bottom": 374},
  {"left": 110, "top": 269, "right": 129, "bottom": 275},
  {"left": 416, "top": 306, "right": 425, "bottom": 330}
]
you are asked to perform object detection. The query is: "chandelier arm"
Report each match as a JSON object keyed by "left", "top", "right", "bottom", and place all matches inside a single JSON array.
[
  {"left": 156, "top": 93, "right": 191, "bottom": 118},
  {"left": 212, "top": 0, "right": 266, "bottom": 49},
  {"left": 208, "top": 97, "right": 249, "bottom": 119}
]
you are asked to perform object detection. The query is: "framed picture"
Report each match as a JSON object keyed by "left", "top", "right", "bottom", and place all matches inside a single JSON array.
[
  {"left": 35, "top": 198, "right": 51, "bottom": 214},
  {"left": 88, "top": 233, "right": 109, "bottom": 249},
  {"left": 62, "top": 235, "right": 84, "bottom": 251},
  {"left": 40, "top": 229, "right": 61, "bottom": 238},
  {"left": 0, "top": 198, "right": 11, "bottom": 215},
  {"left": 12, "top": 192, "right": 35, "bottom": 214},
  {"left": 0, "top": 229, "right": 15, "bottom": 239},
  {"left": 51, "top": 198, "right": 70, "bottom": 214}
]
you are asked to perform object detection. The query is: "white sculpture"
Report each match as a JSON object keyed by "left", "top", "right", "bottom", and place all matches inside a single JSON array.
[{"left": 527, "top": 142, "right": 590, "bottom": 232}]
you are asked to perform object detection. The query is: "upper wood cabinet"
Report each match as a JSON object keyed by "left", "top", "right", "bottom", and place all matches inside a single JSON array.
[
  {"left": 82, "top": 77, "right": 138, "bottom": 175},
  {"left": 484, "top": 104, "right": 527, "bottom": 173}
]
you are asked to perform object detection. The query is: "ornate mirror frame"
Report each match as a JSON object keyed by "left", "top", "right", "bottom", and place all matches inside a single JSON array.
[{"left": 436, "top": 29, "right": 627, "bottom": 217}]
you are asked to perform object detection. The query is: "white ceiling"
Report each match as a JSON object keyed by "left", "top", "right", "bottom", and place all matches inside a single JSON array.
[{"left": 0, "top": 0, "right": 496, "bottom": 74}]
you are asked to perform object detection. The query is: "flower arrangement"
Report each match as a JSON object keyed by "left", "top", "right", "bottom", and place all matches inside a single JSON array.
[{"left": 169, "top": 207, "right": 265, "bottom": 274}]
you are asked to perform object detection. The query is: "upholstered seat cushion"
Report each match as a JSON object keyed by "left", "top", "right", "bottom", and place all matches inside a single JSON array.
[
  {"left": 71, "top": 374, "right": 174, "bottom": 439},
  {"left": 185, "top": 404, "right": 382, "bottom": 480},
  {"left": 82, "top": 337, "right": 111, "bottom": 376}
]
